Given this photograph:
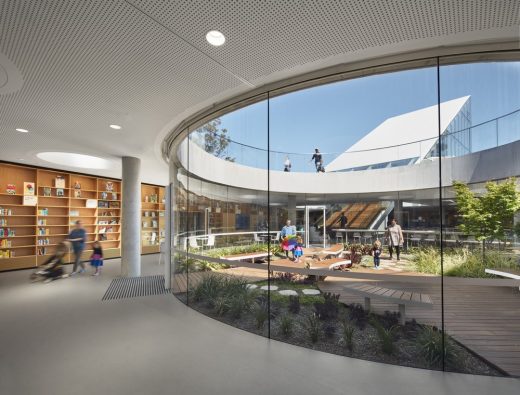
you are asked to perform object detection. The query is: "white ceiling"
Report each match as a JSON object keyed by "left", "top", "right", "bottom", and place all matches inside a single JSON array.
[{"left": 0, "top": 0, "right": 518, "bottom": 185}]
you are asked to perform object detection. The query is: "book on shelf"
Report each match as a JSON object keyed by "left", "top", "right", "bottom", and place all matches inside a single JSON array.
[
  {"left": 0, "top": 250, "right": 13, "bottom": 258},
  {"left": 56, "top": 188, "right": 64, "bottom": 197},
  {"left": 38, "top": 208, "right": 49, "bottom": 216},
  {"left": 105, "top": 182, "right": 114, "bottom": 192},
  {"left": 6, "top": 184, "right": 16, "bottom": 195},
  {"left": 86, "top": 199, "right": 97, "bottom": 208},
  {"left": 0, "top": 228, "right": 15, "bottom": 237},
  {"left": 23, "top": 195, "right": 38, "bottom": 206},
  {"left": 73, "top": 190, "right": 81, "bottom": 198},
  {"left": 69, "top": 210, "right": 79, "bottom": 217},
  {"left": 43, "top": 187, "right": 51, "bottom": 196},
  {"left": 54, "top": 176, "right": 66, "bottom": 188},
  {"left": 73, "top": 181, "right": 81, "bottom": 189},
  {"left": 109, "top": 201, "right": 119, "bottom": 208},
  {"left": 37, "top": 247, "right": 47, "bottom": 256},
  {"left": 23, "top": 182, "right": 35, "bottom": 196},
  {"left": 111, "top": 192, "right": 118, "bottom": 200},
  {"left": 0, "top": 207, "right": 13, "bottom": 215}
]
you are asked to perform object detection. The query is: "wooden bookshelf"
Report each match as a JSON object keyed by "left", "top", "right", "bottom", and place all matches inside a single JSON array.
[
  {"left": 0, "top": 162, "right": 123, "bottom": 271},
  {"left": 141, "top": 184, "right": 165, "bottom": 254}
]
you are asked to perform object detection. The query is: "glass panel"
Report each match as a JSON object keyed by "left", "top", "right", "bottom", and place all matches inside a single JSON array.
[
  {"left": 170, "top": 130, "right": 189, "bottom": 303},
  {"left": 439, "top": 59, "right": 520, "bottom": 377},
  {"left": 267, "top": 63, "right": 443, "bottom": 371},
  {"left": 184, "top": 96, "right": 270, "bottom": 338}
]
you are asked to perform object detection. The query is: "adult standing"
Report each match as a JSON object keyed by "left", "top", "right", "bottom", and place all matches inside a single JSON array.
[
  {"left": 386, "top": 218, "right": 404, "bottom": 261},
  {"left": 68, "top": 220, "right": 87, "bottom": 274},
  {"left": 280, "top": 219, "right": 297, "bottom": 259},
  {"left": 310, "top": 148, "right": 323, "bottom": 172},
  {"left": 339, "top": 212, "right": 348, "bottom": 243}
]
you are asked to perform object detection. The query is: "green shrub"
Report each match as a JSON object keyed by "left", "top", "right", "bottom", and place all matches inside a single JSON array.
[
  {"left": 323, "top": 323, "right": 336, "bottom": 338},
  {"left": 288, "top": 295, "right": 300, "bottom": 314},
  {"left": 190, "top": 274, "right": 224, "bottom": 307},
  {"left": 279, "top": 315, "right": 294, "bottom": 337},
  {"left": 252, "top": 303, "right": 269, "bottom": 329},
  {"left": 410, "top": 247, "right": 518, "bottom": 278},
  {"left": 229, "top": 296, "right": 248, "bottom": 319},
  {"left": 213, "top": 296, "right": 231, "bottom": 316},
  {"left": 349, "top": 303, "right": 368, "bottom": 329},
  {"left": 304, "top": 313, "right": 322, "bottom": 343},
  {"left": 417, "top": 326, "right": 458, "bottom": 368},
  {"left": 370, "top": 317, "right": 396, "bottom": 355},
  {"left": 340, "top": 320, "right": 355, "bottom": 351},
  {"left": 314, "top": 292, "right": 340, "bottom": 321}
]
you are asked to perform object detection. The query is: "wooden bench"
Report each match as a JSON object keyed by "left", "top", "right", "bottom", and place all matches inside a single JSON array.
[
  {"left": 318, "top": 244, "right": 345, "bottom": 258},
  {"left": 309, "top": 257, "right": 351, "bottom": 271},
  {"left": 485, "top": 268, "right": 520, "bottom": 290},
  {"left": 342, "top": 283, "right": 433, "bottom": 324},
  {"left": 221, "top": 251, "right": 271, "bottom": 263}
]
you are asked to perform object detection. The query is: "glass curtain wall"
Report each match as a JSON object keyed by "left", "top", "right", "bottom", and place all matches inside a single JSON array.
[{"left": 169, "top": 52, "right": 520, "bottom": 378}]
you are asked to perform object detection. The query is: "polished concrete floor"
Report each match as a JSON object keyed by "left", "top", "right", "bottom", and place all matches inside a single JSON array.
[{"left": 0, "top": 255, "right": 518, "bottom": 395}]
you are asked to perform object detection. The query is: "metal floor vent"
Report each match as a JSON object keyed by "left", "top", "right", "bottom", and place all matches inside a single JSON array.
[{"left": 102, "top": 275, "right": 170, "bottom": 301}]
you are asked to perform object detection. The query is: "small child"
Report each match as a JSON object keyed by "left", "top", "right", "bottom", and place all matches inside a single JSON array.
[
  {"left": 90, "top": 240, "right": 104, "bottom": 276},
  {"left": 293, "top": 235, "right": 304, "bottom": 263},
  {"left": 372, "top": 239, "right": 382, "bottom": 270}
]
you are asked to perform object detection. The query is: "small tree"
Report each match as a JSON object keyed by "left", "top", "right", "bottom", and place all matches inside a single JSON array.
[
  {"left": 453, "top": 178, "right": 520, "bottom": 255},
  {"left": 198, "top": 118, "right": 235, "bottom": 162}
]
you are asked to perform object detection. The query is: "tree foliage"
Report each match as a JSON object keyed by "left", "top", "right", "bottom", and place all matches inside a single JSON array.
[
  {"left": 453, "top": 178, "right": 520, "bottom": 243},
  {"left": 198, "top": 118, "right": 235, "bottom": 162}
]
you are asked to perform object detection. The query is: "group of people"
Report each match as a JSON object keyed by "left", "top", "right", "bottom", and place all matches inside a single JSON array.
[
  {"left": 278, "top": 217, "right": 404, "bottom": 270},
  {"left": 283, "top": 148, "right": 326, "bottom": 173},
  {"left": 34, "top": 220, "right": 104, "bottom": 283},
  {"left": 371, "top": 218, "right": 404, "bottom": 269}
]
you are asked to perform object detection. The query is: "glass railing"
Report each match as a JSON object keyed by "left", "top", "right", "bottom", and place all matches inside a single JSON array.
[{"left": 189, "top": 109, "right": 520, "bottom": 173}]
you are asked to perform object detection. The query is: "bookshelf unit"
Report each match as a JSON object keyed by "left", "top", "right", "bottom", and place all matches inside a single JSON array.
[
  {"left": 0, "top": 162, "right": 123, "bottom": 271},
  {"left": 141, "top": 184, "right": 165, "bottom": 254}
]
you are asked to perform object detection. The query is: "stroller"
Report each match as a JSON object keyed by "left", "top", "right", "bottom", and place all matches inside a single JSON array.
[{"left": 30, "top": 242, "right": 69, "bottom": 283}]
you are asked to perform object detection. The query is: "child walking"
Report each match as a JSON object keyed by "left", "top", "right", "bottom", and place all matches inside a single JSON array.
[
  {"left": 372, "top": 239, "right": 382, "bottom": 270},
  {"left": 90, "top": 240, "right": 103, "bottom": 276},
  {"left": 293, "top": 235, "right": 304, "bottom": 263}
]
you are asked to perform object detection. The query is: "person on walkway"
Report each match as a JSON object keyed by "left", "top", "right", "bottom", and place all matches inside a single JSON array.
[
  {"left": 339, "top": 212, "right": 348, "bottom": 229},
  {"left": 386, "top": 218, "right": 404, "bottom": 261},
  {"left": 284, "top": 156, "right": 291, "bottom": 172},
  {"left": 90, "top": 240, "right": 104, "bottom": 276},
  {"left": 310, "top": 148, "right": 323, "bottom": 172},
  {"left": 372, "top": 239, "right": 382, "bottom": 269},
  {"left": 280, "top": 219, "right": 297, "bottom": 260},
  {"left": 68, "top": 220, "right": 87, "bottom": 274}
]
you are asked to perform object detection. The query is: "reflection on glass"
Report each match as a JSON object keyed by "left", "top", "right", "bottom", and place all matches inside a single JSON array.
[{"left": 169, "top": 56, "right": 520, "bottom": 378}]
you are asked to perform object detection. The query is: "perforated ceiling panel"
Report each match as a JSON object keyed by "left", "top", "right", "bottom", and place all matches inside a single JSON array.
[
  {"left": 129, "top": 0, "right": 520, "bottom": 82},
  {"left": 0, "top": 0, "right": 518, "bottom": 183}
]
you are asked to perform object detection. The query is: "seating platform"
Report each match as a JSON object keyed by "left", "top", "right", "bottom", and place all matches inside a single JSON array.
[
  {"left": 485, "top": 268, "right": 520, "bottom": 290},
  {"left": 341, "top": 283, "right": 433, "bottom": 324},
  {"left": 221, "top": 251, "right": 271, "bottom": 263}
]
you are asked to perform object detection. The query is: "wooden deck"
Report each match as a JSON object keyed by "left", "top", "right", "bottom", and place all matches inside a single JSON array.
[{"left": 320, "top": 277, "right": 520, "bottom": 377}]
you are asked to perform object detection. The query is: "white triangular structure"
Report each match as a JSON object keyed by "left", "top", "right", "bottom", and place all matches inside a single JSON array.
[{"left": 326, "top": 96, "right": 470, "bottom": 172}]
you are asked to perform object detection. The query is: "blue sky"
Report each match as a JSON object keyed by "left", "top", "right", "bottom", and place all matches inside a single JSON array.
[{"left": 211, "top": 61, "right": 520, "bottom": 170}]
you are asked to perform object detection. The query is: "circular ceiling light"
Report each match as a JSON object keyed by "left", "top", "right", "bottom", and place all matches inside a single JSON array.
[
  {"left": 206, "top": 30, "right": 226, "bottom": 46},
  {"left": 109, "top": 124, "right": 122, "bottom": 130},
  {"left": 37, "top": 152, "right": 111, "bottom": 170},
  {"left": 16, "top": 128, "right": 29, "bottom": 133}
]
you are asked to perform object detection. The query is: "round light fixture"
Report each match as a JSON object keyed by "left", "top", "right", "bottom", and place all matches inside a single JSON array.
[
  {"left": 206, "top": 30, "right": 226, "bottom": 46},
  {"left": 109, "top": 124, "right": 122, "bottom": 130},
  {"left": 37, "top": 152, "right": 111, "bottom": 170},
  {"left": 16, "top": 128, "right": 29, "bottom": 133}
]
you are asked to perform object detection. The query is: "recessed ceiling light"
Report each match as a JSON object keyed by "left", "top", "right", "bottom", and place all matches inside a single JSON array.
[
  {"left": 16, "top": 128, "right": 29, "bottom": 133},
  {"left": 18, "top": 158, "right": 25, "bottom": 161},
  {"left": 37, "top": 152, "right": 111, "bottom": 169},
  {"left": 109, "top": 124, "right": 122, "bottom": 130},
  {"left": 206, "top": 30, "right": 225, "bottom": 46}
]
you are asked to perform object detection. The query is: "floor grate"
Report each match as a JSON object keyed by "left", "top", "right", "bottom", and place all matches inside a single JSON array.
[{"left": 102, "top": 275, "right": 170, "bottom": 301}]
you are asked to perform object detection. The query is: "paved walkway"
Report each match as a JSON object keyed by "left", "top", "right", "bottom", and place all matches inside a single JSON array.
[{"left": 2, "top": 256, "right": 518, "bottom": 394}]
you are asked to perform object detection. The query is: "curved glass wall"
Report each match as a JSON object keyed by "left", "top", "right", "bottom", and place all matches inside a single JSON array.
[{"left": 169, "top": 53, "right": 520, "bottom": 377}]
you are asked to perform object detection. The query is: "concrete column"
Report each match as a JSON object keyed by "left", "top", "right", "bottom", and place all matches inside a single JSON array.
[
  {"left": 393, "top": 199, "right": 403, "bottom": 225},
  {"left": 121, "top": 156, "right": 141, "bottom": 277},
  {"left": 287, "top": 194, "right": 296, "bottom": 223}
]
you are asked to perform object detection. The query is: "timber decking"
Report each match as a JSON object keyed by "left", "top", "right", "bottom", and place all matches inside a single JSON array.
[{"left": 320, "top": 276, "right": 520, "bottom": 377}]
